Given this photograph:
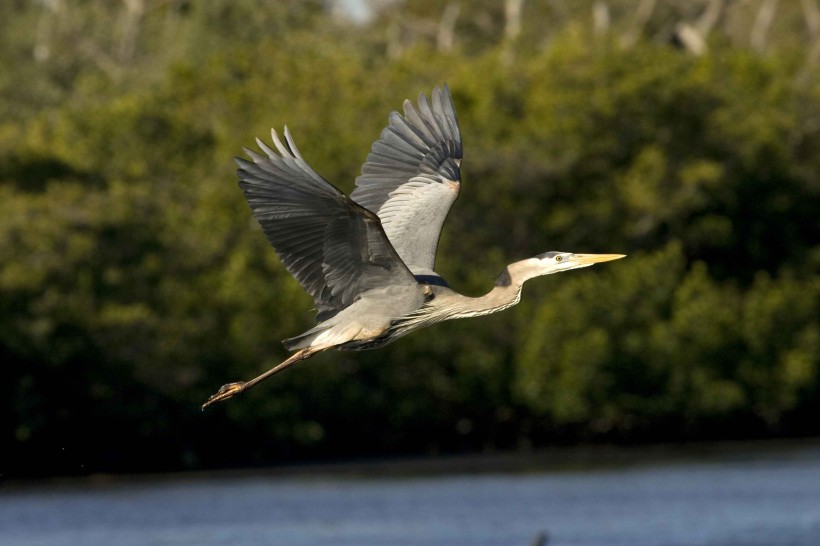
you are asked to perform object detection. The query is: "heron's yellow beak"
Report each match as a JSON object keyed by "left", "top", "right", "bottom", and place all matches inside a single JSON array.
[{"left": 572, "top": 253, "right": 627, "bottom": 264}]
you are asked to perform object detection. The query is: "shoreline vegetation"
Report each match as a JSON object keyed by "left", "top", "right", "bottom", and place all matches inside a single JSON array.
[{"left": 5, "top": 437, "right": 820, "bottom": 491}]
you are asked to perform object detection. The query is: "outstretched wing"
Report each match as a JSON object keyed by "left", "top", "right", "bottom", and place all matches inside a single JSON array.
[
  {"left": 237, "top": 128, "right": 418, "bottom": 321},
  {"left": 351, "top": 85, "right": 463, "bottom": 276}
]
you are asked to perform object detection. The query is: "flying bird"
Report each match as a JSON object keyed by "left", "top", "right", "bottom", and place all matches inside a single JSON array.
[{"left": 203, "top": 85, "right": 624, "bottom": 409}]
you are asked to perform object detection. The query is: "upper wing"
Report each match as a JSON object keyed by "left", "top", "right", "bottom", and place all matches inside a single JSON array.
[
  {"left": 350, "top": 85, "right": 463, "bottom": 275},
  {"left": 237, "top": 128, "right": 418, "bottom": 321}
]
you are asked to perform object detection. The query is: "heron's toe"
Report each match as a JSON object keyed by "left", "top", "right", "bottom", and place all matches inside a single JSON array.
[{"left": 201, "top": 382, "right": 246, "bottom": 410}]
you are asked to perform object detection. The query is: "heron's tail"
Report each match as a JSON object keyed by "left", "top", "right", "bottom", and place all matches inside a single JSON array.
[{"left": 282, "top": 323, "right": 332, "bottom": 351}]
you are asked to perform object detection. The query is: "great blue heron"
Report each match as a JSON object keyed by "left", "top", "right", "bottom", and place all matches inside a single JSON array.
[{"left": 202, "top": 85, "right": 624, "bottom": 409}]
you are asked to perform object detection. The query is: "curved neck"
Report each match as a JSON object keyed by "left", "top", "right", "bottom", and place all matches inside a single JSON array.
[
  {"left": 392, "top": 262, "right": 535, "bottom": 337},
  {"left": 443, "top": 263, "right": 529, "bottom": 319}
]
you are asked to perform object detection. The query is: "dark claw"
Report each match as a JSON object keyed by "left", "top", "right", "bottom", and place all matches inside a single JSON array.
[{"left": 201, "top": 382, "right": 246, "bottom": 410}]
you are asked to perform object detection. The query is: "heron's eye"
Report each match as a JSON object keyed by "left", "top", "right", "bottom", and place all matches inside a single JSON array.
[{"left": 555, "top": 255, "right": 563, "bottom": 262}]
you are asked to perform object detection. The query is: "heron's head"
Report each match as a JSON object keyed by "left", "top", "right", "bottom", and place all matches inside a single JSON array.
[{"left": 506, "top": 251, "right": 626, "bottom": 284}]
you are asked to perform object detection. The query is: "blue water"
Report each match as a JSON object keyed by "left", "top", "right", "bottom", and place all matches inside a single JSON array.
[{"left": 2, "top": 445, "right": 820, "bottom": 546}]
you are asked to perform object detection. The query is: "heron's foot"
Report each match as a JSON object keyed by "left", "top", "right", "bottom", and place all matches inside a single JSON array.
[{"left": 201, "top": 381, "right": 246, "bottom": 410}]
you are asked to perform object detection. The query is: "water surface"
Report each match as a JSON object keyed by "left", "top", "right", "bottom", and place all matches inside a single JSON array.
[{"left": 2, "top": 444, "right": 820, "bottom": 545}]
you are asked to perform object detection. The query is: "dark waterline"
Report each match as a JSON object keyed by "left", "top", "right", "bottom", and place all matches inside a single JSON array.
[{"left": 2, "top": 442, "right": 820, "bottom": 546}]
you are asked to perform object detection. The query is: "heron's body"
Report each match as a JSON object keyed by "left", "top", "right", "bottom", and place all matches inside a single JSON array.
[{"left": 203, "top": 86, "right": 624, "bottom": 408}]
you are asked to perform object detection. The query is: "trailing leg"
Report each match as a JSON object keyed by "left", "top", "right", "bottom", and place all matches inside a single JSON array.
[{"left": 201, "top": 348, "right": 317, "bottom": 409}]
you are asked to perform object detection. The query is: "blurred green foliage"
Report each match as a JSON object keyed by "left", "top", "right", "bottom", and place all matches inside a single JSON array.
[{"left": 1, "top": 0, "right": 819, "bottom": 476}]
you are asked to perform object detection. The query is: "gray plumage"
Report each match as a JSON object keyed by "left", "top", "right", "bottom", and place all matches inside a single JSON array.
[
  {"left": 351, "top": 85, "right": 462, "bottom": 279},
  {"left": 203, "top": 85, "right": 625, "bottom": 409},
  {"left": 237, "top": 129, "right": 418, "bottom": 324}
]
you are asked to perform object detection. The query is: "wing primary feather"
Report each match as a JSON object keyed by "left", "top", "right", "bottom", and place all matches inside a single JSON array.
[
  {"left": 431, "top": 87, "right": 448, "bottom": 140},
  {"left": 244, "top": 147, "right": 268, "bottom": 165},
  {"left": 270, "top": 129, "right": 291, "bottom": 157},
  {"left": 255, "top": 138, "right": 279, "bottom": 160},
  {"left": 284, "top": 126, "right": 306, "bottom": 163},
  {"left": 402, "top": 100, "right": 436, "bottom": 141}
]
